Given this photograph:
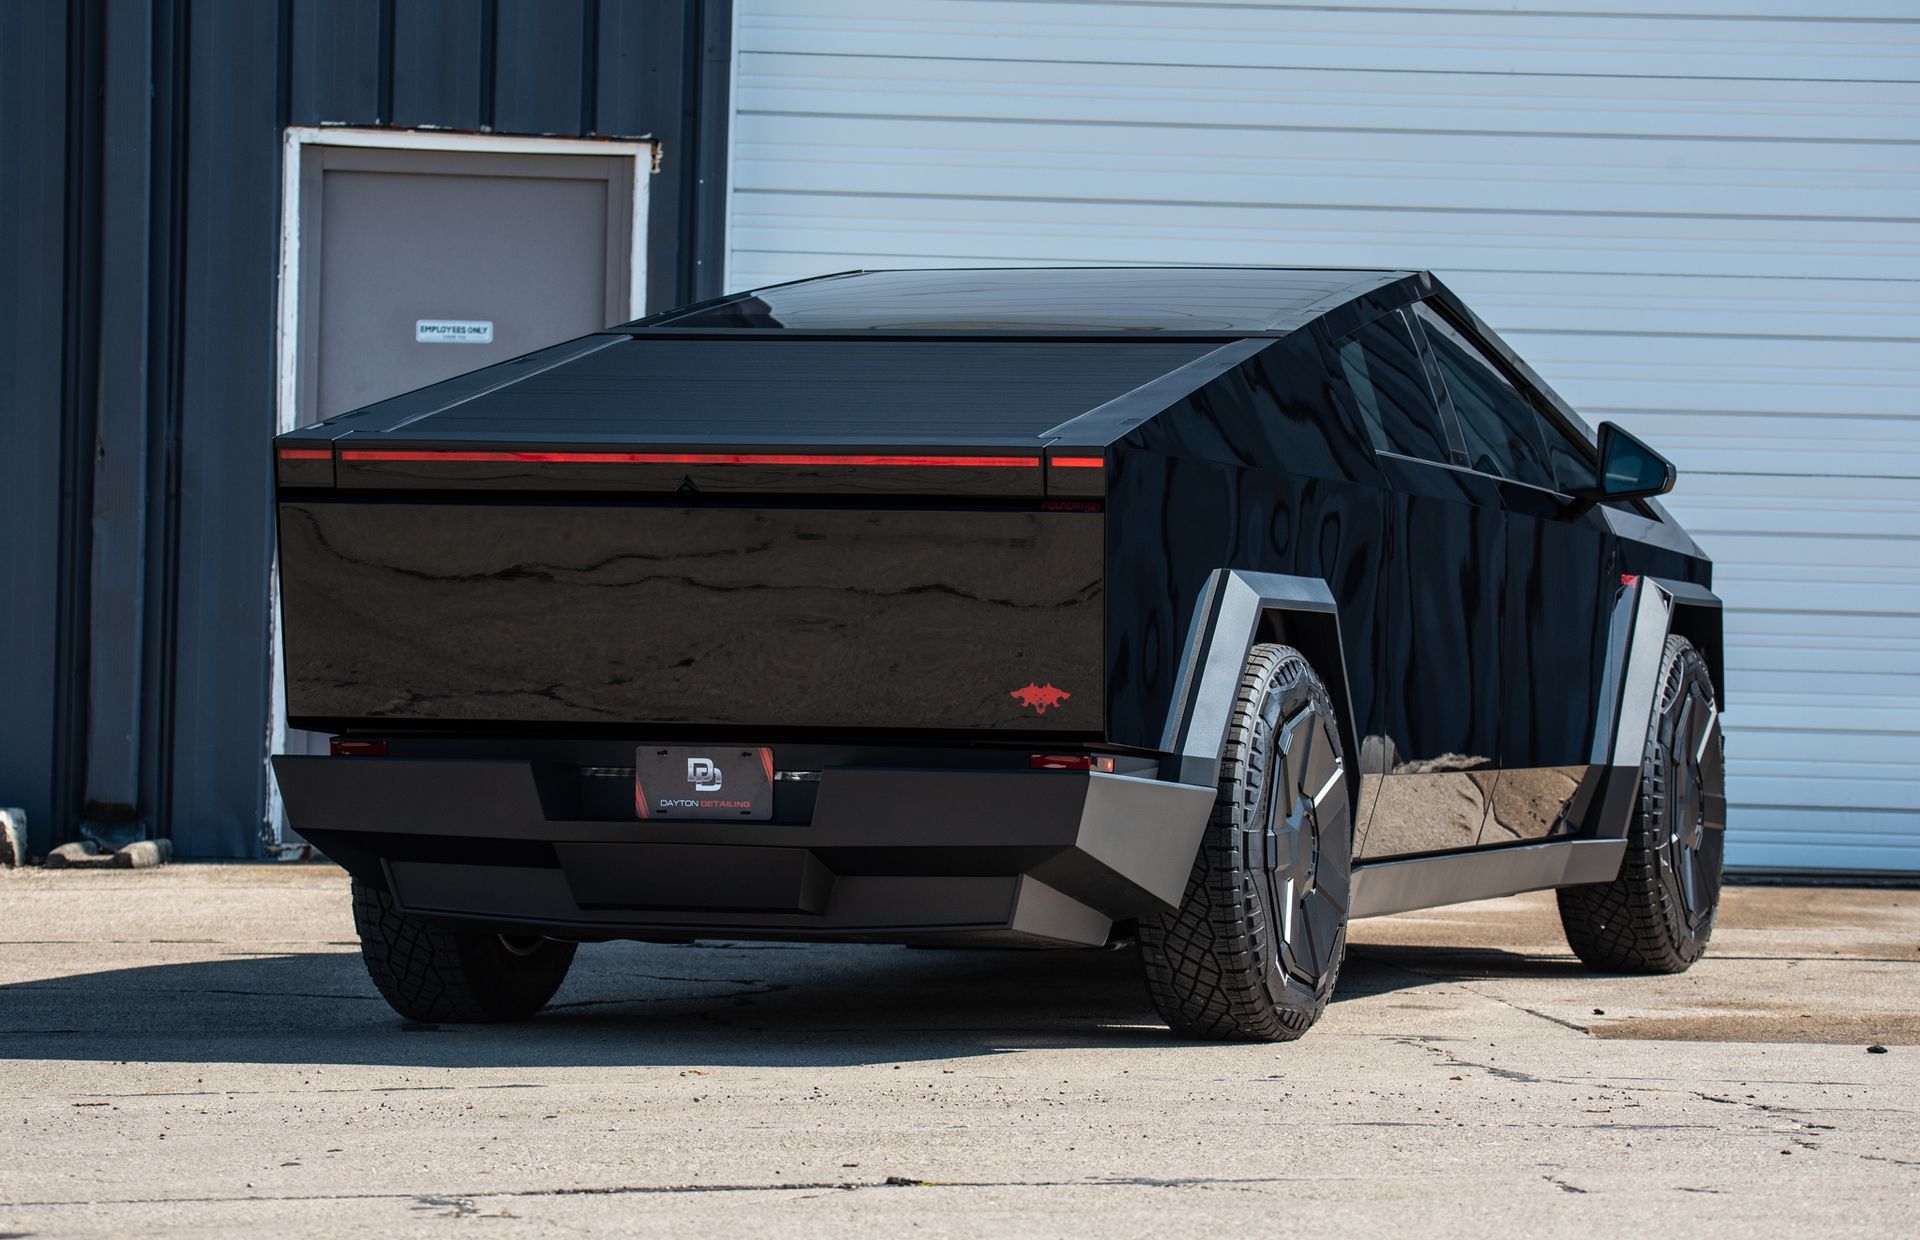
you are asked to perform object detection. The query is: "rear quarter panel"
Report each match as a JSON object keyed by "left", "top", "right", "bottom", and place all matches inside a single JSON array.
[{"left": 1102, "top": 333, "right": 1390, "bottom": 752}]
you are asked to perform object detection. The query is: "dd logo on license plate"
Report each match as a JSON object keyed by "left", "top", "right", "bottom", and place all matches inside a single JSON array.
[{"left": 635, "top": 747, "right": 773, "bottom": 820}]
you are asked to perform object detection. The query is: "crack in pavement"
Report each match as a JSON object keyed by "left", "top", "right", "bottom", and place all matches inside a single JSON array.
[
  {"left": 1691, "top": 1091, "right": 1811, "bottom": 1118},
  {"left": 3, "top": 1173, "right": 1332, "bottom": 1210},
  {"left": 1392, "top": 1037, "right": 1562, "bottom": 1086},
  {"left": 10, "top": 1084, "right": 550, "bottom": 1102}
]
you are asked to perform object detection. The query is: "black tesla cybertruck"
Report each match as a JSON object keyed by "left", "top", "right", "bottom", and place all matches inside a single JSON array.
[{"left": 272, "top": 268, "right": 1726, "bottom": 1041}]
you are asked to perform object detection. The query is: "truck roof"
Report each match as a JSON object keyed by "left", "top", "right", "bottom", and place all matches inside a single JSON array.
[{"left": 628, "top": 267, "right": 1420, "bottom": 336}]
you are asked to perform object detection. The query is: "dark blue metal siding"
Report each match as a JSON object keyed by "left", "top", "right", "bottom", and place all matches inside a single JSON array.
[
  {"left": 493, "top": 0, "right": 589, "bottom": 135},
  {"left": 166, "top": 0, "right": 285, "bottom": 857},
  {"left": 392, "top": 0, "right": 486, "bottom": 129},
  {"left": 0, "top": 0, "right": 730, "bottom": 857},
  {"left": 0, "top": 0, "right": 83, "bottom": 856},
  {"left": 290, "top": 0, "right": 383, "bottom": 125}
]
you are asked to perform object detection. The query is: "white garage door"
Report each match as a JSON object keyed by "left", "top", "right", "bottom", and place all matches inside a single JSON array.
[{"left": 728, "top": 0, "right": 1920, "bottom": 873}]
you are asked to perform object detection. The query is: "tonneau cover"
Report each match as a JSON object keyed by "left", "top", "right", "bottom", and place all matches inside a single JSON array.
[
  {"left": 294, "top": 336, "right": 1221, "bottom": 445},
  {"left": 275, "top": 336, "right": 1229, "bottom": 496},
  {"left": 374, "top": 337, "right": 1222, "bottom": 444}
]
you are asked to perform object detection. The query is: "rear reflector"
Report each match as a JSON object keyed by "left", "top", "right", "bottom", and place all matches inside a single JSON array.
[
  {"left": 1030, "top": 754, "right": 1115, "bottom": 772},
  {"left": 329, "top": 739, "right": 388, "bottom": 756}
]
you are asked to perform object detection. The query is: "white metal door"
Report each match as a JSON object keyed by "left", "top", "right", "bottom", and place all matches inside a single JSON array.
[{"left": 266, "top": 128, "right": 652, "bottom": 850}]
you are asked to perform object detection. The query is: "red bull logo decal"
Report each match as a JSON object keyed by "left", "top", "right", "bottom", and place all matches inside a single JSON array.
[{"left": 1011, "top": 682, "right": 1071, "bottom": 715}]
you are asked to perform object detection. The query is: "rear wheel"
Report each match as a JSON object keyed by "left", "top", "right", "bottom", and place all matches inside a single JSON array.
[
  {"left": 1138, "top": 643, "right": 1353, "bottom": 1041},
  {"left": 352, "top": 881, "right": 577, "bottom": 1022},
  {"left": 1558, "top": 635, "right": 1725, "bottom": 973}
]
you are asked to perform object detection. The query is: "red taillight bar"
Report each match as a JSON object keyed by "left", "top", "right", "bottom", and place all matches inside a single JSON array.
[
  {"left": 337, "top": 449, "right": 1041, "bottom": 468},
  {"left": 1049, "top": 457, "right": 1105, "bottom": 469},
  {"left": 278, "top": 448, "right": 332, "bottom": 460}
]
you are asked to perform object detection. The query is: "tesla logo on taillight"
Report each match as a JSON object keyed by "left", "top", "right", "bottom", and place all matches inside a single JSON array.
[{"left": 1011, "top": 682, "right": 1072, "bottom": 715}]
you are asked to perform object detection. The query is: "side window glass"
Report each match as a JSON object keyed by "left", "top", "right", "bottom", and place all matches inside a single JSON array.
[
  {"left": 1412, "top": 304, "right": 1558, "bottom": 491},
  {"left": 1331, "top": 311, "right": 1450, "bottom": 464},
  {"left": 1534, "top": 410, "right": 1598, "bottom": 494}
]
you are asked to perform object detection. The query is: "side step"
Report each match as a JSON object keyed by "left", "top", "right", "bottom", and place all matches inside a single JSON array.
[{"left": 1349, "top": 838, "right": 1627, "bottom": 919}]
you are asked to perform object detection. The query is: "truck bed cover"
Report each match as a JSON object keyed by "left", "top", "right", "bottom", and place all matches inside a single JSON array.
[{"left": 299, "top": 336, "right": 1227, "bottom": 447}]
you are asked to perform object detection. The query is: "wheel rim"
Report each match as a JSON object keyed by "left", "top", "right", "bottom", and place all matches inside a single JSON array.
[
  {"left": 1259, "top": 699, "right": 1350, "bottom": 994},
  {"left": 1658, "top": 679, "right": 1724, "bottom": 936}
]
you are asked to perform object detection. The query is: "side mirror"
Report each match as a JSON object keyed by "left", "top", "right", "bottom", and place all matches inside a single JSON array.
[{"left": 1587, "top": 421, "right": 1676, "bottom": 502}]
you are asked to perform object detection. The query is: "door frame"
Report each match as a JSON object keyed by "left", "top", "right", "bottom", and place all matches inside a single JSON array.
[{"left": 263, "top": 127, "right": 657, "bottom": 853}]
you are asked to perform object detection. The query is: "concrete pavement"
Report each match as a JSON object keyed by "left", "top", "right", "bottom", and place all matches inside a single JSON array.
[{"left": 0, "top": 865, "right": 1914, "bottom": 1237}]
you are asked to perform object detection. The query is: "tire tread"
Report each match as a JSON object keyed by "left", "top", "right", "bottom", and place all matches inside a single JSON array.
[
  {"left": 1558, "top": 635, "right": 1720, "bottom": 974},
  {"left": 1139, "top": 643, "right": 1346, "bottom": 1041},
  {"left": 352, "top": 881, "right": 575, "bottom": 1022}
]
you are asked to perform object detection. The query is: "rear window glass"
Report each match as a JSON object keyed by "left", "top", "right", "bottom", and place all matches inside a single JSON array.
[
  {"left": 646, "top": 268, "right": 1402, "bottom": 334},
  {"left": 1332, "top": 310, "right": 1450, "bottom": 464}
]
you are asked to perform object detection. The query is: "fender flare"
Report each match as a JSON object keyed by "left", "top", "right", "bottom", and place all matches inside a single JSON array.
[
  {"left": 1583, "top": 575, "right": 1725, "bottom": 842},
  {"left": 1158, "top": 569, "right": 1362, "bottom": 799}
]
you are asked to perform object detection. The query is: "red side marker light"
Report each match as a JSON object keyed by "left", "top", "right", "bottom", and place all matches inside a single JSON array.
[
  {"left": 1030, "top": 754, "right": 1116, "bottom": 772},
  {"left": 329, "top": 739, "right": 388, "bottom": 757},
  {"left": 1620, "top": 573, "right": 1640, "bottom": 587}
]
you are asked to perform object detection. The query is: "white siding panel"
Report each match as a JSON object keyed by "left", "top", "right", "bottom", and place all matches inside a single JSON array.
[{"left": 731, "top": 0, "right": 1920, "bottom": 872}]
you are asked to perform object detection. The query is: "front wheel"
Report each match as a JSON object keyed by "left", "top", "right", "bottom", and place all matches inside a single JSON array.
[
  {"left": 1558, "top": 635, "right": 1725, "bottom": 973},
  {"left": 1138, "top": 643, "right": 1353, "bottom": 1041},
  {"left": 352, "top": 881, "right": 577, "bottom": 1022}
]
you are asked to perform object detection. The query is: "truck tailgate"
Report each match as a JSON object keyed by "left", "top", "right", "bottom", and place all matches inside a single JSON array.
[{"left": 279, "top": 500, "right": 1104, "bottom": 733}]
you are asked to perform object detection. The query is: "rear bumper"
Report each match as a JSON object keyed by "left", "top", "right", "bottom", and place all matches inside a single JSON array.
[{"left": 272, "top": 757, "right": 1214, "bottom": 947}]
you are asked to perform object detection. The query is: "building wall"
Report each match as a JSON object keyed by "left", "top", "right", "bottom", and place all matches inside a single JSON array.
[
  {"left": 730, "top": 0, "right": 1920, "bottom": 872},
  {"left": 0, "top": 0, "right": 730, "bottom": 857}
]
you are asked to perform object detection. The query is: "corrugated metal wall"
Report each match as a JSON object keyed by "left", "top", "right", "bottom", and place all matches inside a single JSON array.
[
  {"left": 730, "top": 0, "right": 1920, "bottom": 872},
  {"left": 0, "top": 0, "right": 729, "bottom": 858}
]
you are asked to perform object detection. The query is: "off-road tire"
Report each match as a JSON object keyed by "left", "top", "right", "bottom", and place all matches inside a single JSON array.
[
  {"left": 1558, "top": 635, "right": 1725, "bottom": 973},
  {"left": 352, "top": 880, "right": 576, "bottom": 1022},
  {"left": 1139, "top": 643, "right": 1353, "bottom": 1041}
]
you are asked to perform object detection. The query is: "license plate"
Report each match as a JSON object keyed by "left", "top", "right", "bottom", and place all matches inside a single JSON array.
[{"left": 635, "top": 746, "right": 773, "bottom": 820}]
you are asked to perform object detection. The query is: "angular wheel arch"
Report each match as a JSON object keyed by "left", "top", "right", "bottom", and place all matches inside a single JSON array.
[
  {"left": 1160, "top": 569, "right": 1362, "bottom": 805},
  {"left": 1659, "top": 582, "right": 1726, "bottom": 707}
]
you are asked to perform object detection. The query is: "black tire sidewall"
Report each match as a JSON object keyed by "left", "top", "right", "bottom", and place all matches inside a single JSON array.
[
  {"left": 1639, "top": 637, "right": 1723, "bottom": 963},
  {"left": 1242, "top": 650, "right": 1352, "bottom": 1015},
  {"left": 1139, "top": 642, "right": 1353, "bottom": 1041},
  {"left": 352, "top": 881, "right": 576, "bottom": 1023},
  {"left": 1556, "top": 634, "right": 1724, "bottom": 974}
]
